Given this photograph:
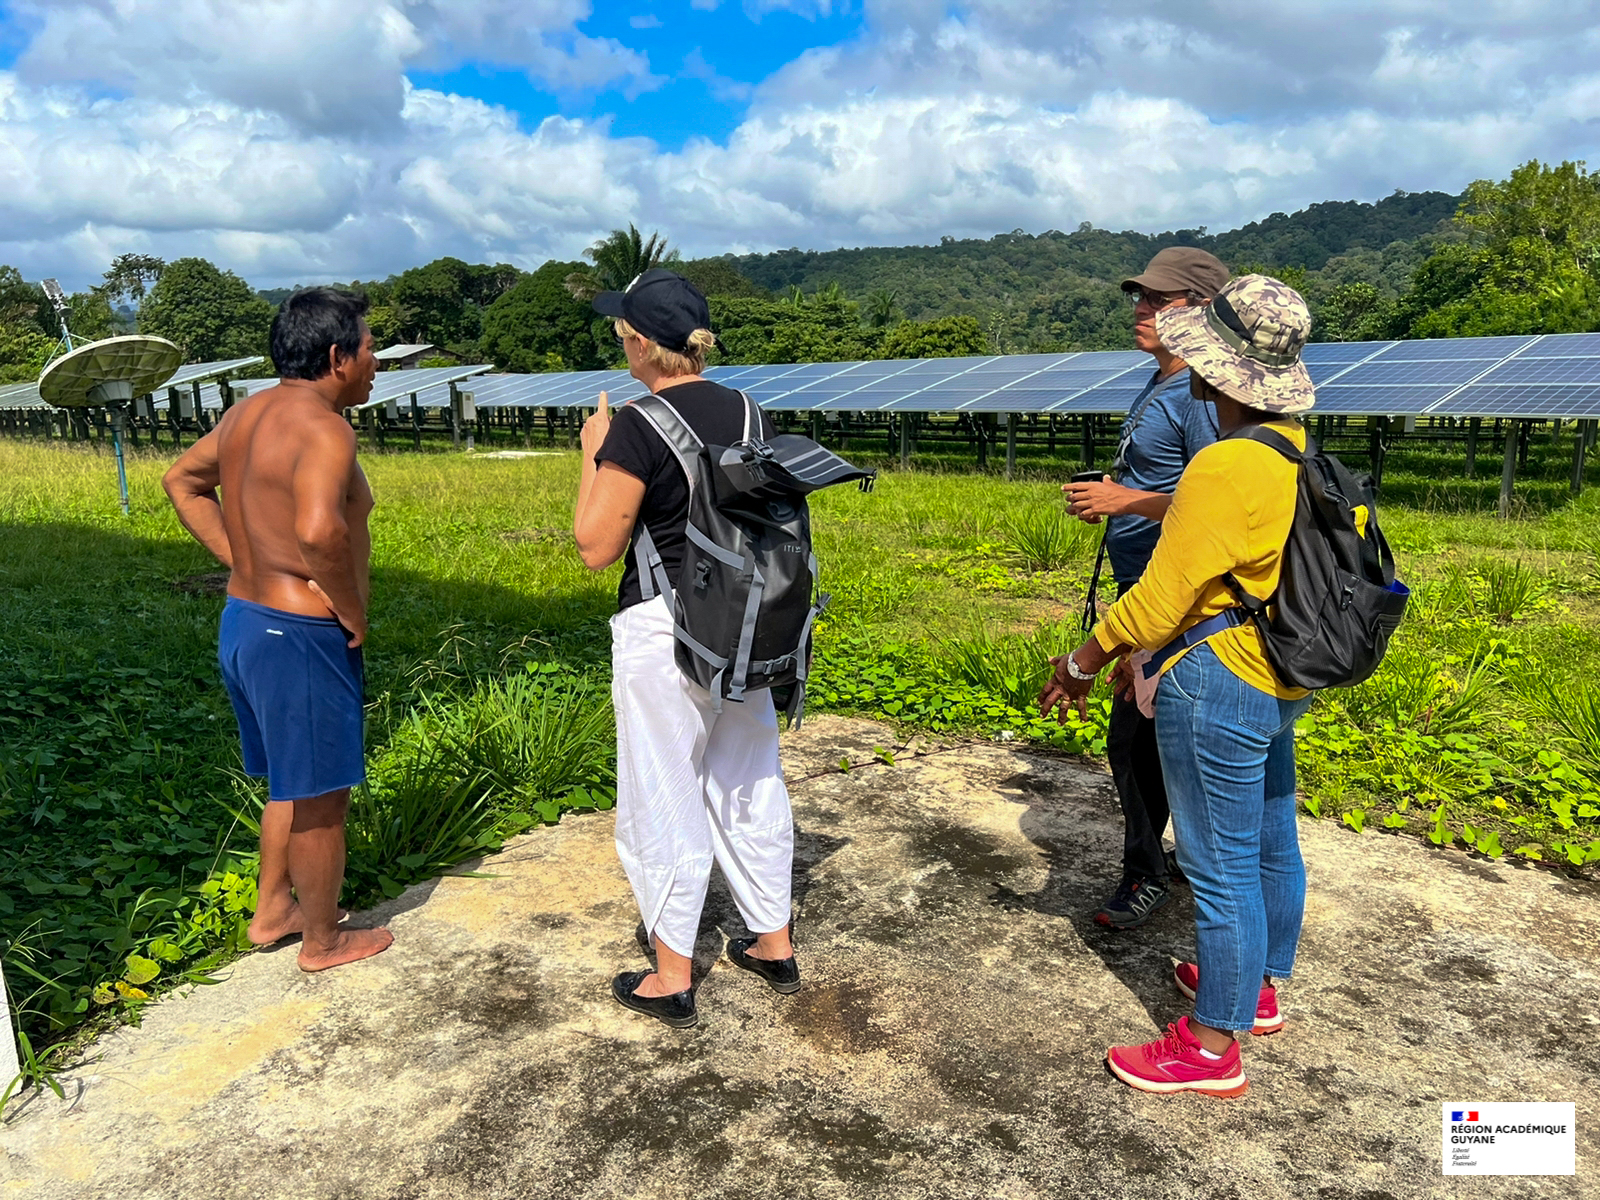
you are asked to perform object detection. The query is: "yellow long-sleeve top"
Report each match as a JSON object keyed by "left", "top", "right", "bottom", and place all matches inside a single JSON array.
[{"left": 1093, "top": 419, "right": 1310, "bottom": 701}]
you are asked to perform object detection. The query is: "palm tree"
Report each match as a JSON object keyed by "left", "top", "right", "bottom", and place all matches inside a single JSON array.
[
  {"left": 866, "top": 288, "right": 900, "bottom": 328},
  {"left": 813, "top": 280, "right": 847, "bottom": 305},
  {"left": 565, "top": 224, "right": 679, "bottom": 300}
]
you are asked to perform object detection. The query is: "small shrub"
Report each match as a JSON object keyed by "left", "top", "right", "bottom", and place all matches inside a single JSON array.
[
  {"left": 349, "top": 666, "right": 615, "bottom": 899},
  {"left": 1342, "top": 645, "right": 1497, "bottom": 734},
  {"left": 1411, "top": 566, "right": 1474, "bottom": 623}
]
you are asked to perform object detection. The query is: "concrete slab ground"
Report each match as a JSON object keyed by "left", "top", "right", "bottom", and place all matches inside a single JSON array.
[{"left": 2, "top": 716, "right": 1594, "bottom": 1199}]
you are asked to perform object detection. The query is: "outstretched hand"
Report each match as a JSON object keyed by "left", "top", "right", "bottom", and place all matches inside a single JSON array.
[{"left": 1038, "top": 654, "right": 1095, "bottom": 724}]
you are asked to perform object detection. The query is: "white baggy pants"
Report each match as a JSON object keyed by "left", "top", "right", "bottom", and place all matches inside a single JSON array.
[{"left": 610, "top": 594, "right": 795, "bottom": 959}]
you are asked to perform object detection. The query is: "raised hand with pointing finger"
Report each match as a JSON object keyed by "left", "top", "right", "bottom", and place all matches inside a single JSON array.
[{"left": 580, "top": 391, "right": 611, "bottom": 457}]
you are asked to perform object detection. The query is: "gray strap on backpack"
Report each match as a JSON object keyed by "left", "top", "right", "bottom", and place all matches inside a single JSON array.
[
  {"left": 628, "top": 393, "right": 705, "bottom": 603},
  {"left": 739, "top": 390, "right": 758, "bottom": 442}
]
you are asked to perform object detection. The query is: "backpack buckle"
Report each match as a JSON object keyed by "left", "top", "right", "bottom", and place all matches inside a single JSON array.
[{"left": 693, "top": 560, "right": 712, "bottom": 591}]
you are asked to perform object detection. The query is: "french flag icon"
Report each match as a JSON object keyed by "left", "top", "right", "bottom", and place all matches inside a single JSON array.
[{"left": 1452, "top": 1111, "right": 1480, "bottom": 1122}]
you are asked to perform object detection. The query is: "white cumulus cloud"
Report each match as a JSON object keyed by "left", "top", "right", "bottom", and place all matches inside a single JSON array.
[{"left": 0, "top": 0, "right": 1596, "bottom": 288}]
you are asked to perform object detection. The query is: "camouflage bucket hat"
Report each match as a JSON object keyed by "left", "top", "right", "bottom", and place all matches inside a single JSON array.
[{"left": 1154, "top": 274, "right": 1315, "bottom": 415}]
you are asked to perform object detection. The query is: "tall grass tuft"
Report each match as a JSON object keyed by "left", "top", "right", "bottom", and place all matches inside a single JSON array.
[
  {"left": 940, "top": 621, "right": 1079, "bottom": 711},
  {"left": 1342, "top": 645, "right": 1499, "bottom": 734},
  {"left": 1473, "top": 557, "right": 1546, "bottom": 623},
  {"left": 1535, "top": 675, "right": 1600, "bottom": 773},
  {"left": 347, "top": 666, "right": 615, "bottom": 898},
  {"left": 1002, "top": 507, "right": 1096, "bottom": 572}
]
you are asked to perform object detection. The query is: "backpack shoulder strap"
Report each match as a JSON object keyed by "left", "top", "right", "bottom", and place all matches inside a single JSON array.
[
  {"left": 625, "top": 393, "right": 706, "bottom": 604},
  {"left": 1224, "top": 422, "right": 1308, "bottom": 464},
  {"left": 739, "top": 390, "right": 760, "bottom": 442},
  {"left": 629, "top": 392, "right": 705, "bottom": 486}
]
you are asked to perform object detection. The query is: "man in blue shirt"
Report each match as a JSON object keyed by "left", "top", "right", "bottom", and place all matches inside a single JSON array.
[{"left": 1064, "top": 246, "right": 1228, "bottom": 929}]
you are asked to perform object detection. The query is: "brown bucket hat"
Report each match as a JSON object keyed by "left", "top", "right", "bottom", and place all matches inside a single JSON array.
[
  {"left": 1121, "top": 247, "right": 1229, "bottom": 299},
  {"left": 1154, "top": 274, "right": 1316, "bottom": 415}
]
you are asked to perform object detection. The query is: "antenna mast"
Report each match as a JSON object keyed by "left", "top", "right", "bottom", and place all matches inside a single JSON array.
[{"left": 40, "top": 278, "right": 81, "bottom": 366}]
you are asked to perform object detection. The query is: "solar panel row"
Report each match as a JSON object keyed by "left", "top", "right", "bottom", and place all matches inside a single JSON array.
[
  {"left": 434, "top": 334, "right": 1600, "bottom": 420},
  {"left": 9, "top": 335, "right": 1600, "bottom": 422}
]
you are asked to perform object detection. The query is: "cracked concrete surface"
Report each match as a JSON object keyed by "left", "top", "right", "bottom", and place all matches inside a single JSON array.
[{"left": 1, "top": 716, "right": 1594, "bottom": 1199}]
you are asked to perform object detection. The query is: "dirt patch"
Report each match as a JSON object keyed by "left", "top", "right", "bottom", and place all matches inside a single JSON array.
[{"left": 169, "top": 570, "right": 230, "bottom": 595}]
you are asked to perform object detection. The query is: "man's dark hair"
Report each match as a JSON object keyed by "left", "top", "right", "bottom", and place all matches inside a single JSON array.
[{"left": 270, "top": 288, "right": 371, "bottom": 380}]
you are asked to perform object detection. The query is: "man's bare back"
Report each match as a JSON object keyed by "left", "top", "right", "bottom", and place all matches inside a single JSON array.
[
  {"left": 164, "top": 326, "right": 377, "bottom": 641},
  {"left": 214, "top": 386, "right": 374, "bottom": 627},
  {"left": 164, "top": 299, "right": 389, "bottom": 972}
]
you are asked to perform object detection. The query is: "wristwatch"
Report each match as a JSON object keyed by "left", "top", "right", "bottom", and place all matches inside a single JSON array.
[{"left": 1062, "top": 652, "right": 1095, "bottom": 682}]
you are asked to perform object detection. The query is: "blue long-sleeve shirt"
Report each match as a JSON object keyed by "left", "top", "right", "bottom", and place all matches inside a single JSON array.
[{"left": 1104, "top": 366, "right": 1219, "bottom": 585}]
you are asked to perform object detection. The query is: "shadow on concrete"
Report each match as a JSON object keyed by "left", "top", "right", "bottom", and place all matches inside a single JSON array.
[{"left": 989, "top": 768, "right": 1196, "bottom": 1036}]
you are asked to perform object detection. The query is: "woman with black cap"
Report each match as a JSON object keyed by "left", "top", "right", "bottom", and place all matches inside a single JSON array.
[{"left": 574, "top": 268, "right": 799, "bottom": 1029}]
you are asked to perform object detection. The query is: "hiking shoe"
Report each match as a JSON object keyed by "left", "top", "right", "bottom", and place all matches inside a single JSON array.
[
  {"left": 1093, "top": 877, "right": 1172, "bottom": 929},
  {"left": 1106, "top": 1016, "right": 1248, "bottom": 1097},
  {"left": 1173, "top": 962, "right": 1283, "bottom": 1035},
  {"left": 1164, "top": 848, "right": 1186, "bottom": 884}
]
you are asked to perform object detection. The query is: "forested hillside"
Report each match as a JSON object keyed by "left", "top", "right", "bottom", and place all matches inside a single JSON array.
[
  {"left": 7, "top": 163, "right": 1600, "bottom": 381},
  {"left": 720, "top": 189, "right": 1461, "bottom": 351}
]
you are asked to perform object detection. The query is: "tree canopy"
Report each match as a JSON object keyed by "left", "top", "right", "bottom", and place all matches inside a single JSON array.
[
  {"left": 481, "top": 261, "right": 608, "bottom": 373},
  {"left": 137, "top": 257, "right": 273, "bottom": 363}
]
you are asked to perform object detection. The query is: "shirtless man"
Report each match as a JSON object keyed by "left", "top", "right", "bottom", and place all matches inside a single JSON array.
[{"left": 163, "top": 287, "right": 392, "bottom": 972}]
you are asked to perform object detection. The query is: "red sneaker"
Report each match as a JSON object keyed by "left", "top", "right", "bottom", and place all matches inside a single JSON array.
[
  {"left": 1106, "top": 1016, "right": 1248, "bottom": 1097},
  {"left": 1173, "top": 961, "right": 1283, "bottom": 1036}
]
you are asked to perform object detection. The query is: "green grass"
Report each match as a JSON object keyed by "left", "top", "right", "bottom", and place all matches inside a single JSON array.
[{"left": 2, "top": 434, "right": 1598, "bottom": 1059}]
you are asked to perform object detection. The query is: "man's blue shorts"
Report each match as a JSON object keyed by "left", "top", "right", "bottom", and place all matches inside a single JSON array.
[{"left": 218, "top": 597, "right": 365, "bottom": 802}]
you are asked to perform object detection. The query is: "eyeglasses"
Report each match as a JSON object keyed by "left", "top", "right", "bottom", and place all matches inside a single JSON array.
[{"left": 1128, "top": 288, "right": 1186, "bottom": 311}]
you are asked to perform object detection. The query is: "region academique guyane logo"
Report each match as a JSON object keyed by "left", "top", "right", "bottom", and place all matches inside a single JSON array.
[{"left": 1442, "top": 1103, "right": 1575, "bottom": 1176}]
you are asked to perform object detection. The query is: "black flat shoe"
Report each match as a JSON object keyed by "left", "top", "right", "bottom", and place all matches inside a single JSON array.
[
  {"left": 726, "top": 938, "right": 802, "bottom": 995},
  {"left": 611, "top": 970, "right": 697, "bottom": 1028}
]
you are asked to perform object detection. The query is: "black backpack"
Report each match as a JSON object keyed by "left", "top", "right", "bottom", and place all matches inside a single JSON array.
[
  {"left": 1222, "top": 425, "right": 1409, "bottom": 690},
  {"left": 629, "top": 390, "right": 875, "bottom": 725}
]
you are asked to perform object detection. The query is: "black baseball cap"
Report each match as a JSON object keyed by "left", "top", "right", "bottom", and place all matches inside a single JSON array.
[{"left": 592, "top": 268, "right": 718, "bottom": 353}]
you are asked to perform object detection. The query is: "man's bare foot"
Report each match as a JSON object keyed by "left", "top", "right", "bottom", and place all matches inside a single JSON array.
[
  {"left": 297, "top": 927, "right": 394, "bottom": 972},
  {"left": 248, "top": 904, "right": 350, "bottom": 946}
]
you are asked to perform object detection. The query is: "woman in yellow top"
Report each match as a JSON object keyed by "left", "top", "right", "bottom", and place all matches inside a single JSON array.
[{"left": 1040, "top": 275, "right": 1318, "bottom": 1099}]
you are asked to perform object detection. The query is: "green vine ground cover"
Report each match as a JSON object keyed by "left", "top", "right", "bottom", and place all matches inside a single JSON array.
[{"left": 2, "top": 433, "right": 1598, "bottom": 1058}]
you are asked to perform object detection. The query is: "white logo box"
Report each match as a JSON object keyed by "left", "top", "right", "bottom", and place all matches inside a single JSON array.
[{"left": 1442, "top": 1102, "right": 1576, "bottom": 1176}]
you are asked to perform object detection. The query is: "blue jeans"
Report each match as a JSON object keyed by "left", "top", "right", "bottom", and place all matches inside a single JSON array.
[{"left": 1155, "top": 644, "right": 1316, "bottom": 1033}]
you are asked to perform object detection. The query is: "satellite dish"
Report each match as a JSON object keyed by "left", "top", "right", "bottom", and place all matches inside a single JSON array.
[
  {"left": 39, "top": 335, "right": 182, "bottom": 408},
  {"left": 39, "top": 335, "right": 183, "bottom": 515}
]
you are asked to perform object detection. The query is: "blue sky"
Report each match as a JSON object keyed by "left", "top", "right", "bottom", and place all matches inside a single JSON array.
[
  {"left": 0, "top": 1, "right": 1593, "bottom": 288},
  {"left": 411, "top": 2, "right": 864, "bottom": 147}
]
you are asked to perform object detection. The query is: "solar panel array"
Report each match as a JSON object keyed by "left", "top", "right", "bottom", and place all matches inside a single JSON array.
[
  {"left": 438, "top": 332, "right": 1600, "bottom": 421},
  {"left": 7, "top": 335, "right": 1600, "bottom": 421}
]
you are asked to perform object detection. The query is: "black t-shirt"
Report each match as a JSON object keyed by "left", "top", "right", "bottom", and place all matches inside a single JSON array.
[{"left": 594, "top": 380, "right": 776, "bottom": 611}]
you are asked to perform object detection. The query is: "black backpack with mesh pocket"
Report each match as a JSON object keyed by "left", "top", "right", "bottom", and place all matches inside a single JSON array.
[
  {"left": 628, "top": 390, "right": 875, "bottom": 725},
  {"left": 1222, "top": 425, "right": 1409, "bottom": 690}
]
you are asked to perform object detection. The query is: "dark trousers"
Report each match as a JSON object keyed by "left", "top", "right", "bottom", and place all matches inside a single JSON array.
[{"left": 1108, "top": 580, "right": 1170, "bottom": 882}]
